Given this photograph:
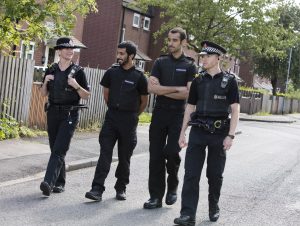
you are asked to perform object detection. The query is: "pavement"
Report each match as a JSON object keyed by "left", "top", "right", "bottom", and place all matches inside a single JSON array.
[{"left": 0, "top": 113, "right": 299, "bottom": 188}]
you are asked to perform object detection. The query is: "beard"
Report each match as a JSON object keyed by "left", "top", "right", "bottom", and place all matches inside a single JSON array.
[{"left": 117, "top": 56, "right": 129, "bottom": 66}]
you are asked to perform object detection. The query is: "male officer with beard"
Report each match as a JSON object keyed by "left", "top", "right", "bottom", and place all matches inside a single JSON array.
[
  {"left": 174, "top": 41, "right": 240, "bottom": 226},
  {"left": 85, "top": 41, "right": 148, "bottom": 202},
  {"left": 144, "top": 27, "right": 197, "bottom": 209}
]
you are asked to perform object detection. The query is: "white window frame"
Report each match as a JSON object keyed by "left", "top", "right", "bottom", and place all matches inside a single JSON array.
[
  {"left": 20, "top": 41, "right": 35, "bottom": 60},
  {"left": 137, "top": 60, "right": 145, "bottom": 70},
  {"left": 143, "top": 17, "right": 151, "bottom": 31},
  {"left": 133, "top": 13, "right": 140, "bottom": 28}
]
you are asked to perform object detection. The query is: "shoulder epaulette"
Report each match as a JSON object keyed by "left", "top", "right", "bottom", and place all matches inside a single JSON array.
[
  {"left": 185, "top": 56, "right": 195, "bottom": 62},
  {"left": 224, "top": 71, "right": 235, "bottom": 79},
  {"left": 47, "top": 63, "right": 59, "bottom": 74}
]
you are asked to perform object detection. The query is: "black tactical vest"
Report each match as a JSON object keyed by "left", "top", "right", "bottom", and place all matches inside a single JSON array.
[
  {"left": 47, "top": 63, "right": 81, "bottom": 105},
  {"left": 108, "top": 64, "right": 142, "bottom": 112},
  {"left": 195, "top": 72, "right": 233, "bottom": 118}
]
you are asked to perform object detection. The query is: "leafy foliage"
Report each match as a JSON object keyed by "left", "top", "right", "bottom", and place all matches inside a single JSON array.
[
  {"left": 139, "top": 112, "right": 152, "bottom": 123},
  {"left": 0, "top": 0, "right": 98, "bottom": 54},
  {"left": 252, "top": 2, "right": 300, "bottom": 94},
  {"left": 0, "top": 114, "right": 47, "bottom": 140},
  {"left": 133, "top": 0, "right": 293, "bottom": 57}
]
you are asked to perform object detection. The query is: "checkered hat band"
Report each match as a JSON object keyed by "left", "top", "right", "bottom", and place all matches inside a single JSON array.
[
  {"left": 57, "top": 43, "right": 75, "bottom": 47},
  {"left": 202, "top": 47, "right": 223, "bottom": 55}
]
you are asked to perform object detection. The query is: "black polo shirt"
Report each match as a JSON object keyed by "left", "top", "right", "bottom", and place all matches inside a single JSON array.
[
  {"left": 101, "top": 64, "right": 148, "bottom": 112},
  {"left": 151, "top": 54, "right": 197, "bottom": 107},
  {"left": 188, "top": 72, "right": 240, "bottom": 105}
]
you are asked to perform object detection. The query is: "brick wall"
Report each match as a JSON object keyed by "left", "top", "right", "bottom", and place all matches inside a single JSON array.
[
  {"left": 80, "top": 0, "right": 123, "bottom": 69},
  {"left": 123, "top": 9, "right": 151, "bottom": 54}
]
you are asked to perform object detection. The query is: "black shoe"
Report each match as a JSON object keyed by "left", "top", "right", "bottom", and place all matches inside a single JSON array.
[
  {"left": 116, "top": 191, "right": 126, "bottom": 200},
  {"left": 85, "top": 188, "right": 103, "bottom": 201},
  {"left": 174, "top": 215, "right": 195, "bottom": 226},
  {"left": 40, "top": 181, "right": 51, "bottom": 196},
  {"left": 165, "top": 192, "right": 177, "bottom": 205},
  {"left": 209, "top": 210, "right": 220, "bottom": 222},
  {"left": 209, "top": 202, "right": 220, "bottom": 222},
  {"left": 53, "top": 185, "right": 65, "bottom": 193},
  {"left": 143, "top": 198, "right": 162, "bottom": 209}
]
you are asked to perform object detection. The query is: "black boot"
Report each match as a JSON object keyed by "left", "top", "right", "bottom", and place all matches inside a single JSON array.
[
  {"left": 165, "top": 192, "right": 177, "bottom": 205},
  {"left": 209, "top": 202, "right": 220, "bottom": 222},
  {"left": 143, "top": 198, "right": 162, "bottom": 209},
  {"left": 40, "top": 181, "right": 51, "bottom": 196},
  {"left": 53, "top": 185, "right": 65, "bottom": 193},
  {"left": 174, "top": 215, "right": 195, "bottom": 226},
  {"left": 116, "top": 190, "right": 126, "bottom": 200},
  {"left": 85, "top": 187, "right": 103, "bottom": 201}
]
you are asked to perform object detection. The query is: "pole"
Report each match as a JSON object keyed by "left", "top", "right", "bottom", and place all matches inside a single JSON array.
[{"left": 286, "top": 47, "right": 293, "bottom": 93}]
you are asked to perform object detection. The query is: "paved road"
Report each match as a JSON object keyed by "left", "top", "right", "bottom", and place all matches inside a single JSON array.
[{"left": 0, "top": 121, "right": 299, "bottom": 225}]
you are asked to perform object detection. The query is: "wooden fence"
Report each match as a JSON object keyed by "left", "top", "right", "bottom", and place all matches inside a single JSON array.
[
  {"left": 0, "top": 55, "right": 35, "bottom": 124},
  {"left": 2, "top": 54, "right": 300, "bottom": 131},
  {"left": 28, "top": 68, "right": 107, "bottom": 130}
]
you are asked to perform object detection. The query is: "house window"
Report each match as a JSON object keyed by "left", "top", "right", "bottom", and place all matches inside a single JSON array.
[
  {"left": 20, "top": 41, "right": 35, "bottom": 60},
  {"left": 133, "top": 13, "right": 140, "bottom": 28},
  {"left": 143, "top": 17, "right": 150, "bottom": 30},
  {"left": 136, "top": 60, "right": 145, "bottom": 70}
]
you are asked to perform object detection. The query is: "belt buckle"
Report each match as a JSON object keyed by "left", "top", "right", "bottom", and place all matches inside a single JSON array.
[{"left": 214, "top": 120, "right": 222, "bottom": 129}]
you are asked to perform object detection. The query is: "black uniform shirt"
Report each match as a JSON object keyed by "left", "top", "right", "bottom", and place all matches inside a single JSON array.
[
  {"left": 151, "top": 54, "right": 197, "bottom": 107},
  {"left": 101, "top": 65, "right": 148, "bottom": 111},
  {"left": 43, "top": 63, "right": 89, "bottom": 105},
  {"left": 188, "top": 72, "right": 240, "bottom": 105}
]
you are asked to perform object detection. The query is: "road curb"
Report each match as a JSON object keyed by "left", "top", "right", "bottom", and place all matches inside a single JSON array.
[
  {"left": 239, "top": 118, "right": 295, "bottom": 123},
  {"left": 0, "top": 157, "right": 118, "bottom": 188}
]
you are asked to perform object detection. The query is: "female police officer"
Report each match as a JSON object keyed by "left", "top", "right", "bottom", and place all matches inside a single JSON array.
[
  {"left": 40, "top": 37, "right": 90, "bottom": 196},
  {"left": 174, "top": 41, "right": 240, "bottom": 225}
]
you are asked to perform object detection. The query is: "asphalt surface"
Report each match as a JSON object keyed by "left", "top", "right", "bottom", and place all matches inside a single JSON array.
[
  {"left": 0, "top": 119, "right": 299, "bottom": 225},
  {"left": 0, "top": 113, "right": 299, "bottom": 186}
]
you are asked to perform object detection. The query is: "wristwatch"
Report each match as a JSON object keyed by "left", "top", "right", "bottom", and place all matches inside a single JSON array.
[{"left": 227, "top": 134, "right": 235, "bottom": 139}]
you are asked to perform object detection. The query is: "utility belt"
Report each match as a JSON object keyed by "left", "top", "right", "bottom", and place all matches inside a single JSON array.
[
  {"left": 155, "top": 103, "right": 185, "bottom": 111},
  {"left": 188, "top": 113, "right": 230, "bottom": 133},
  {"left": 44, "top": 103, "right": 88, "bottom": 112}
]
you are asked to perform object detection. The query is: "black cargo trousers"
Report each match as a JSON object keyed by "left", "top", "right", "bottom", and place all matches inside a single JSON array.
[
  {"left": 44, "top": 106, "right": 79, "bottom": 188},
  {"left": 180, "top": 126, "right": 227, "bottom": 218},
  {"left": 148, "top": 107, "right": 184, "bottom": 200},
  {"left": 91, "top": 109, "right": 138, "bottom": 192}
]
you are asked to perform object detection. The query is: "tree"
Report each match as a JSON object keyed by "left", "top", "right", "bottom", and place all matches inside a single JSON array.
[
  {"left": 253, "top": 2, "right": 300, "bottom": 94},
  {"left": 134, "top": 0, "right": 290, "bottom": 56},
  {"left": 0, "top": 0, "right": 98, "bottom": 54}
]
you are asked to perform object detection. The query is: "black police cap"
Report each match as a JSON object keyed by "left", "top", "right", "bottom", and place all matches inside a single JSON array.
[
  {"left": 199, "top": 40, "right": 227, "bottom": 55},
  {"left": 54, "top": 37, "right": 83, "bottom": 50}
]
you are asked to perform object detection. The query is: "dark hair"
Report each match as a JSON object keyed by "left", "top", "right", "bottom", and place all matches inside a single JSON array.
[
  {"left": 169, "top": 27, "right": 187, "bottom": 41},
  {"left": 118, "top": 41, "right": 137, "bottom": 59}
]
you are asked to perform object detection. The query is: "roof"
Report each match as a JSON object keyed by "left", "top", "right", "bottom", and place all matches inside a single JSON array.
[
  {"left": 46, "top": 36, "right": 87, "bottom": 49},
  {"left": 135, "top": 49, "right": 152, "bottom": 61},
  {"left": 253, "top": 80, "right": 273, "bottom": 91},
  {"left": 122, "top": 0, "right": 153, "bottom": 17}
]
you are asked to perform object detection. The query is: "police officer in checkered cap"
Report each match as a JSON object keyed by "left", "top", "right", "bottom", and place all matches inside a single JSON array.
[{"left": 174, "top": 40, "right": 240, "bottom": 225}]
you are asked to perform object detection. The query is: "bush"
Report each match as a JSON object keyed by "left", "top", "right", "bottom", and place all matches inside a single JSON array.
[
  {"left": 239, "top": 86, "right": 268, "bottom": 95},
  {"left": 139, "top": 112, "right": 152, "bottom": 123},
  {"left": 0, "top": 114, "right": 47, "bottom": 141},
  {"left": 0, "top": 115, "right": 19, "bottom": 140}
]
